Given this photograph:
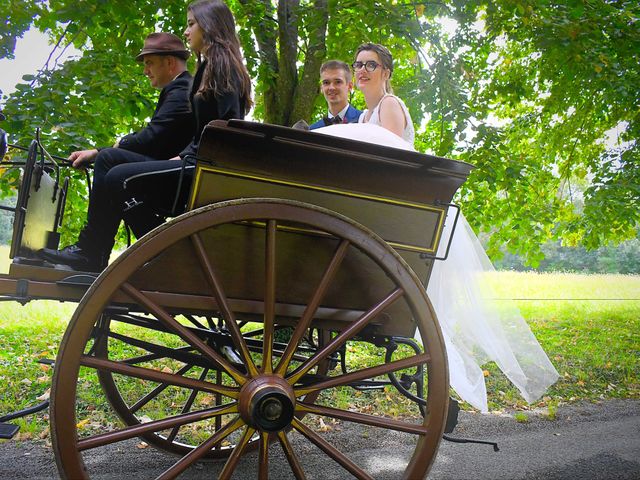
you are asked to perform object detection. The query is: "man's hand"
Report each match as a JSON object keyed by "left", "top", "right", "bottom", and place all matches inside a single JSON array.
[{"left": 68, "top": 149, "right": 99, "bottom": 168}]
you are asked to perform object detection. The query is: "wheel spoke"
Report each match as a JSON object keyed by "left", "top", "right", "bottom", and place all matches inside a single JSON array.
[
  {"left": 121, "top": 282, "right": 247, "bottom": 385},
  {"left": 157, "top": 416, "right": 245, "bottom": 480},
  {"left": 297, "top": 402, "right": 427, "bottom": 435},
  {"left": 166, "top": 368, "right": 210, "bottom": 442},
  {"left": 275, "top": 239, "right": 350, "bottom": 376},
  {"left": 130, "top": 363, "right": 194, "bottom": 413},
  {"left": 107, "top": 330, "right": 208, "bottom": 368},
  {"left": 277, "top": 430, "right": 306, "bottom": 479},
  {"left": 294, "top": 352, "right": 430, "bottom": 396},
  {"left": 215, "top": 369, "right": 223, "bottom": 450},
  {"left": 262, "top": 220, "right": 277, "bottom": 373},
  {"left": 218, "top": 425, "right": 256, "bottom": 480},
  {"left": 80, "top": 355, "right": 239, "bottom": 398},
  {"left": 287, "top": 288, "right": 405, "bottom": 384},
  {"left": 77, "top": 402, "right": 237, "bottom": 451},
  {"left": 258, "top": 432, "right": 271, "bottom": 480},
  {"left": 191, "top": 233, "right": 259, "bottom": 377},
  {"left": 292, "top": 418, "right": 373, "bottom": 480}
]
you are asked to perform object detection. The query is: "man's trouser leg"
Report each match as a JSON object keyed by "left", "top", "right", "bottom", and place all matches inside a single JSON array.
[
  {"left": 77, "top": 148, "right": 151, "bottom": 259},
  {"left": 104, "top": 158, "right": 196, "bottom": 240}
]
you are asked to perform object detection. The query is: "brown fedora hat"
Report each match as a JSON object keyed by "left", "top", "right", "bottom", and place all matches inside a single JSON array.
[{"left": 136, "top": 32, "right": 190, "bottom": 61}]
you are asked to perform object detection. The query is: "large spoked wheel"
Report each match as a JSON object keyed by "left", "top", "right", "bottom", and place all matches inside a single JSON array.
[{"left": 51, "top": 198, "right": 449, "bottom": 479}]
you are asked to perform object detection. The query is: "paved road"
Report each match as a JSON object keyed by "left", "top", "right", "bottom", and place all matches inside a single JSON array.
[{"left": 1, "top": 399, "right": 638, "bottom": 479}]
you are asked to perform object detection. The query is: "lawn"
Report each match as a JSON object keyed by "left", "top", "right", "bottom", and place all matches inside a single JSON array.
[
  {"left": 483, "top": 271, "right": 640, "bottom": 411},
  {"left": 0, "top": 245, "right": 638, "bottom": 439}
]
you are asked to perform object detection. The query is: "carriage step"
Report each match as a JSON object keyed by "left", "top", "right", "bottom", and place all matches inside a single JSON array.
[
  {"left": 0, "top": 358, "right": 54, "bottom": 440},
  {"left": 11, "top": 256, "right": 48, "bottom": 267},
  {"left": 0, "top": 422, "right": 20, "bottom": 439},
  {"left": 442, "top": 398, "right": 499, "bottom": 451},
  {"left": 0, "top": 399, "right": 50, "bottom": 438}
]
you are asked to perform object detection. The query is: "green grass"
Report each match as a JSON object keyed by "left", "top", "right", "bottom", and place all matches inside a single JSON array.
[
  {"left": 480, "top": 271, "right": 640, "bottom": 412},
  {"left": 0, "top": 246, "right": 638, "bottom": 439}
]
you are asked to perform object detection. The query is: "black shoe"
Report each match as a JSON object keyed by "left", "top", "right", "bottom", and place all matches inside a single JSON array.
[{"left": 39, "top": 244, "right": 107, "bottom": 273}]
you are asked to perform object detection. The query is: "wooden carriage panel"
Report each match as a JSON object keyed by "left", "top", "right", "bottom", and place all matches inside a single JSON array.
[
  {"left": 190, "top": 165, "right": 445, "bottom": 256},
  {"left": 192, "top": 120, "right": 471, "bottom": 209},
  {"left": 140, "top": 120, "right": 473, "bottom": 337},
  {"left": 128, "top": 220, "right": 420, "bottom": 337},
  {"left": 189, "top": 119, "right": 472, "bottom": 278}
]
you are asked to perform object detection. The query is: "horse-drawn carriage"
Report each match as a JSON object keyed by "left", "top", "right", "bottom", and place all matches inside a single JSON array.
[{"left": 0, "top": 119, "right": 473, "bottom": 479}]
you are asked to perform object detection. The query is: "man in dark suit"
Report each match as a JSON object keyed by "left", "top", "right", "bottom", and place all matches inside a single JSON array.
[
  {"left": 310, "top": 60, "right": 362, "bottom": 130},
  {"left": 40, "top": 32, "right": 194, "bottom": 272},
  {"left": 68, "top": 33, "right": 193, "bottom": 166}
]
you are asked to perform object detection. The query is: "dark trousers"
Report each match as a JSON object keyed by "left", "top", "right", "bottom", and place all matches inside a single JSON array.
[{"left": 77, "top": 148, "right": 194, "bottom": 257}]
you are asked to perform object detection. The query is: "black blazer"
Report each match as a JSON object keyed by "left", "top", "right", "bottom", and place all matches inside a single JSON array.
[
  {"left": 118, "top": 71, "right": 194, "bottom": 159},
  {"left": 180, "top": 61, "right": 246, "bottom": 160}
]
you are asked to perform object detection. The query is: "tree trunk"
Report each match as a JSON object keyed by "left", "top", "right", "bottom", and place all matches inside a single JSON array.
[
  {"left": 290, "top": 0, "right": 328, "bottom": 125},
  {"left": 274, "top": 0, "right": 300, "bottom": 125}
]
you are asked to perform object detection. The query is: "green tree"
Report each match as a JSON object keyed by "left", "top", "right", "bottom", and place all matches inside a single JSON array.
[{"left": 1, "top": 0, "right": 638, "bottom": 264}]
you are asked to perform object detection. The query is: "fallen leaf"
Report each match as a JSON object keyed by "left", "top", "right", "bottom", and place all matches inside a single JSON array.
[
  {"left": 76, "top": 419, "right": 90, "bottom": 429},
  {"left": 318, "top": 418, "right": 332, "bottom": 432},
  {"left": 36, "top": 389, "right": 51, "bottom": 401}
]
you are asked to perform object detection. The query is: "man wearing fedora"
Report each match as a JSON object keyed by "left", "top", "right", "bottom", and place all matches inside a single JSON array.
[
  {"left": 68, "top": 32, "right": 193, "bottom": 166},
  {"left": 39, "top": 32, "right": 194, "bottom": 272}
]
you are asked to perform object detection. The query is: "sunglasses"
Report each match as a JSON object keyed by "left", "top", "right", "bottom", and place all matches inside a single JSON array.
[{"left": 351, "top": 60, "right": 380, "bottom": 72}]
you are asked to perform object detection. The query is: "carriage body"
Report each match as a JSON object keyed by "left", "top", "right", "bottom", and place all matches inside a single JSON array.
[
  {"left": 128, "top": 120, "right": 470, "bottom": 338},
  {"left": 0, "top": 121, "right": 473, "bottom": 479}
]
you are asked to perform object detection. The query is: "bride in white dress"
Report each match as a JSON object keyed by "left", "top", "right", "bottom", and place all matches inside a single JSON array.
[{"left": 315, "top": 43, "right": 559, "bottom": 412}]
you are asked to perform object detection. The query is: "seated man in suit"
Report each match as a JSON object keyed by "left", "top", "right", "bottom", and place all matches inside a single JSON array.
[
  {"left": 40, "top": 32, "right": 194, "bottom": 272},
  {"left": 309, "top": 60, "right": 362, "bottom": 129},
  {"left": 67, "top": 32, "right": 193, "bottom": 166}
]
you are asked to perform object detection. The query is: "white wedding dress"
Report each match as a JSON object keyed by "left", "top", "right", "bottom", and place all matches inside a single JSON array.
[{"left": 314, "top": 121, "right": 559, "bottom": 412}]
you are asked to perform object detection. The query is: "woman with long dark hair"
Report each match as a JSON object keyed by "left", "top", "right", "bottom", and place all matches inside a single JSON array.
[
  {"left": 181, "top": 0, "right": 252, "bottom": 159},
  {"left": 41, "top": 0, "right": 251, "bottom": 273}
]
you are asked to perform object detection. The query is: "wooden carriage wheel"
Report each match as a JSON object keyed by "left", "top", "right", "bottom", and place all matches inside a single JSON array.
[{"left": 51, "top": 198, "right": 449, "bottom": 479}]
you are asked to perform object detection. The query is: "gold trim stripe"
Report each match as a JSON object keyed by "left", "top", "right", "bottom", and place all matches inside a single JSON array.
[{"left": 189, "top": 165, "right": 446, "bottom": 254}]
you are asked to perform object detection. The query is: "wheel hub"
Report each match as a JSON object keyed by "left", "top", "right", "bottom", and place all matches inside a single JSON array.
[{"left": 239, "top": 375, "right": 296, "bottom": 432}]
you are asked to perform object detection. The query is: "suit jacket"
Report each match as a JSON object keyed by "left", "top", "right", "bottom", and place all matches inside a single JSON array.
[
  {"left": 309, "top": 104, "right": 362, "bottom": 130},
  {"left": 117, "top": 71, "right": 194, "bottom": 159}
]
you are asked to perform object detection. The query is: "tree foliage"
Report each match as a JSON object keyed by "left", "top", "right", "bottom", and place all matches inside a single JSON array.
[{"left": 1, "top": 0, "right": 638, "bottom": 264}]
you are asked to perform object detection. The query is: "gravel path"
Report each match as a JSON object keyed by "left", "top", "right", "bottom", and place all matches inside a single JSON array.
[{"left": 1, "top": 399, "right": 638, "bottom": 479}]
